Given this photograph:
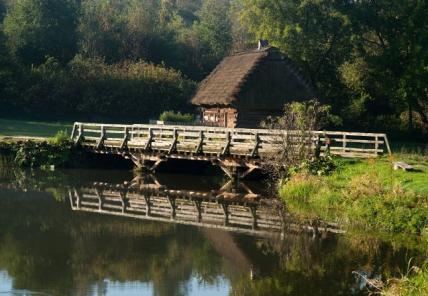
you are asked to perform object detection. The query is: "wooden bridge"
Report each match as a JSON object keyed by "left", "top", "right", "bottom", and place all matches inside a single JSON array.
[
  {"left": 69, "top": 178, "right": 343, "bottom": 237},
  {"left": 71, "top": 122, "right": 391, "bottom": 179}
]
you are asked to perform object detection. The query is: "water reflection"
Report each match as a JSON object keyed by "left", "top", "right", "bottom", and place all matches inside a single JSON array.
[{"left": 0, "top": 168, "right": 426, "bottom": 295}]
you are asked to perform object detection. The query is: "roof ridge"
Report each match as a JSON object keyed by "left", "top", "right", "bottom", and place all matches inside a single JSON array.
[{"left": 230, "top": 46, "right": 274, "bottom": 57}]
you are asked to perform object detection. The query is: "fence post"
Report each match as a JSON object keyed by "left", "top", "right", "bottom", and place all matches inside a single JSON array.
[
  {"left": 374, "top": 135, "right": 379, "bottom": 156},
  {"left": 195, "top": 131, "right": 204, "bottom": 154},
  {"left": 342, "top": 134, "right": 347, "bottom": 154}
]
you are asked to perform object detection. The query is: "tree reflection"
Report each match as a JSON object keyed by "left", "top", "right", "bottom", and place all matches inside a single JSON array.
[{"left": 0, "top": 168, "right": 426, "bottom": 295}]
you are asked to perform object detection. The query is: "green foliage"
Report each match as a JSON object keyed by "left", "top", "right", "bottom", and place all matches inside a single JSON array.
[
  {"left": 0, "top": 0, "right": 427, "bottom": 137},
  {"left": 280, "top": 157, "right": 428, "bottom": 234},
  {"left": 13, "top": 140, "right": 73, "bottom": 168},
  {"left": 48, "top": 130, "right": 69, "bottom": 145},
  {"left": 159, "top": 111, "right": 194, "bottom": 123},
  {"left": 193, "top": 0, "right": 232, "bottom": 69},
  {"left": 240, "top": 0, "right": 428, "bottom": 136},
  {"left": 0, "top": 56, "right": 196, "bottom": 120},
  {"left": 3, "top": 0, "right": 78, "bottom": 65},
  {"left": 383, "top": 261, "right": 428, "bottom": 296},
  {"left": 76, "top": 0, "right": 232, "bottom": 80},
  {"left": 0, "top": 119, "right": 71, "bottom": 137},
  {"left": 296, "top": 156, "right": 337, "bottom": 176}
]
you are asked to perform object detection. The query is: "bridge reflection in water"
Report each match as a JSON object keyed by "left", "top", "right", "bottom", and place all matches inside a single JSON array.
[{"left": 69, "top": 175, "right": 343, "bottom": 237}]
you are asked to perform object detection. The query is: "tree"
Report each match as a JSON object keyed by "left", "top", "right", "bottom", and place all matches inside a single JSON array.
[
  {"left": 3, "top": 0, "right": 78, "bottom": 65},
  {"left": 240, "top": 0, "right": 353, "bottom": 109},
  {"left": 194, "top": 0, "right": 232, "bottom": 72},
  {"left": 240, "top": 0, "right": 428, "bottom": 134},
  {"left": 345, "top": 0, "right": 428, "bottom": 132},
  {"left": 0, "top": 0, "right": 6, "bottom": 23}
]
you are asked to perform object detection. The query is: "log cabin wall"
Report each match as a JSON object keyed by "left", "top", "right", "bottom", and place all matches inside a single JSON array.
[
  {"left": 202, "top": 107, "right": 237, "bottom": 128},
  {"left": 235, "top": 110, "right": 282, "bottom": 128}
]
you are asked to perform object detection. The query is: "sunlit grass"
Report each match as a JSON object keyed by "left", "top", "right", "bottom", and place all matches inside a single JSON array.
[
  {"left": 382, "top": 261, "right": 428, "bottom": 296},
  {"left": 280, "top": 154, "right": 428, "bottom": 234},
  {"left": 0, "top": 118, "right": 72, "bottom": 137}
]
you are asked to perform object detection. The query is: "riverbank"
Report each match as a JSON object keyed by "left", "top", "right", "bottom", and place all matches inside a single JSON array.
[
  {"left": 280, "top": 154, "right": 428, "bottom": 294},
  {"left": 382, "top": 261, "right": 428, "bottom": 296},
  {"left": 280, "top": 155, "right": 428, "bottom": 235},
  {"left": 0, "top": 132, "right": 81, "bottom": 169}
]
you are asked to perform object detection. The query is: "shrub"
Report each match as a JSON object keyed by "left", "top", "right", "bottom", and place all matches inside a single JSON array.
[
  {"left": 297, "top": 156, "right": 337, "bottom": 176},
  {"left": 13, "top": 140, "right": 74, "bottom": 168},
  {"left": 382, "top": 261, "right": 428, "bottom": 296},
  {"left": 159, "top": 111, "right": 194, "bottom": 123},
  {"left": 0, "top": 56, "right": 197, "bottom": 121},
  {"left": 48, "top": 130, "right": 70, "bottom": 145}
]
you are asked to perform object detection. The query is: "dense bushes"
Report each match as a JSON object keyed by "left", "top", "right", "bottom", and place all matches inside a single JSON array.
[
  {"left": 159, "top": 111, "right": 194, "bottom": 123},
  {"left": 0, "top": 56, "right": 196, "bottom": 121},
  {"left": 0, "top": 139, "right": 76, "bottom": 169}
]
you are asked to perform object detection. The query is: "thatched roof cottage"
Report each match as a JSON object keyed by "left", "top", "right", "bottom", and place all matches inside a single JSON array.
[{"left": 191, "top": 46, "right": 315, "bottom": 128}]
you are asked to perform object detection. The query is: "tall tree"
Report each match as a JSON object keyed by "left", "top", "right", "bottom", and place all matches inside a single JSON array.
[
  {"left": 194, "top": 0, "right": 232, "bottom": 72},
  {"left": 3, "top": 0, "right": 78, "bottom": 65},
  {"left": 345, "top": 0, "right": 428, "bottom": 131},
  {"left": 0, "top": 0, "right": 6, "bottom": 23},
  {"left": 240, "top": 0, "right": 353, "bottom": 106},
  {"left": 239, "top": 0, "right": 428, "bottom": 133}
]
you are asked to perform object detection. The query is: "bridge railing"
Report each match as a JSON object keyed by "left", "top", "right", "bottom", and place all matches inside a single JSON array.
[{"left": 71, "top": 122, "right": 391, "bottom": 158}]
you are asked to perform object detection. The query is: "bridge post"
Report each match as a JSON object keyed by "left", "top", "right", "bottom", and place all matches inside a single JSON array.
[
  {"left": 120, "top": 127, "right": 130, "bottom": 149},
  {"left": 222, "top": 203, "right": 229, "bottom": 226},
  {"left": 144, "top": 128, "right": 153, "bottom": 151},
  {"left": 95, "top": 188, "right": 104, "bottom": 211},
  {"left": 144, "top": 194, "right": 151, "bottom": 216},
  {"left": 168, "top": 129, "right": 178, "bottom": 154},
  {"left": 195, "top": 131, "right": 204, "bottom": 154},
  {"left": 120, "top": 191, "right": 129, "bottom": 213},
  {"left": 168, "top": 196, "right": 176, "bottom": 219},
  {"left": 74, "top": 189, "right": 82, "bottom": 209},
  {"left": 250, "top": 206, "right": 258, "bottom": 230},
  {"left": 221, "top": 132, "right": 231, "bottom": 156},
  {"left": 96, "top": 125, "right": 106, "bottom": 149},
  {"left": 194, "top": 200, "right": 202, "bottom": 222},
  {"left": 74, "top": 124, "right": 84, "bottom": 144}
]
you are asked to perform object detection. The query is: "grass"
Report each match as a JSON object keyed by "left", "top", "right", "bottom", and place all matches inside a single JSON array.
[
  {"left": 382, "top": 261, "right": 428, "bottom": 296},
  {"left": 280, "top": 154, "right": 428, "bottom": 234},
  {"left": 0, "top": 118, "right": 72, "bottom": 137}
]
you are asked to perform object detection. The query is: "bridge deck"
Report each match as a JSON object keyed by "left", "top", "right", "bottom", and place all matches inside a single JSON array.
[{"left": 71, "top": 122, "right": 391, "bottom": 177}]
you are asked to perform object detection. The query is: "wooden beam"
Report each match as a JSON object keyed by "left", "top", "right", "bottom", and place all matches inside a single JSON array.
[
  {"left": 168, "top": 129, "right": 178, "bottom": 154},
  {"left": 195, "top": 131, "right": 204, "bottom": 154},
  {"left": 144, "top": 128, "right": 153, "bottom": 151},
  {"left": 120, "top": 126, "right": 130, "bottom": 149},
  {"left": 250, "top": 133, "right": 260, "bottom": 157},
  {"left": 221, "top": 131, "right": 231, "bottom": 156}
]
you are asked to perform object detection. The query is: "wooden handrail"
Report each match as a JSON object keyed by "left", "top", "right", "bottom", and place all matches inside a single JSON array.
[{"left": 71, "top": 122, "right": 392, "bottom": 157}]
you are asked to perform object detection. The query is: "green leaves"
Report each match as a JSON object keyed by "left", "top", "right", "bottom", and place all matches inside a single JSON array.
[
  {"left": 240, "top": 0, "right": 428, "bottom": 135},
  {"left": 3, "top": 0, "right": 78, "bottom": 65}
]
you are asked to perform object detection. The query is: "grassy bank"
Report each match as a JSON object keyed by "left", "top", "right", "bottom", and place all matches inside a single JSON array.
[
  {"left": 0, "top": 118, "right": 72, "bottom": 137},
  {"left": 382, "top": 261, "right": 428, "bottom": 296},
  {"left": 280, "top": 155, "right": 428, "bottom": 235},
  {"left": 0, "top": 131, "right": 79, "bottom": 169}
]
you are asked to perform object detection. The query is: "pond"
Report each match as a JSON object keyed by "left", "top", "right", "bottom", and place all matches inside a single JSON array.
[{"left": 0, "top": 168, "right": 425, "bottom": 296}]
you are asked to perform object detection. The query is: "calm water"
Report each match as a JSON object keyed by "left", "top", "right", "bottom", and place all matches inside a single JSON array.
[{"left": 0, "top": 168, "right": 426, "bottom": 296}]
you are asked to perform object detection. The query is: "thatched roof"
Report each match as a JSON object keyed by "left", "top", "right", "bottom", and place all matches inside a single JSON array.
[{"left": 191, "top": 47, "right": 315, "bottom": 108}]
